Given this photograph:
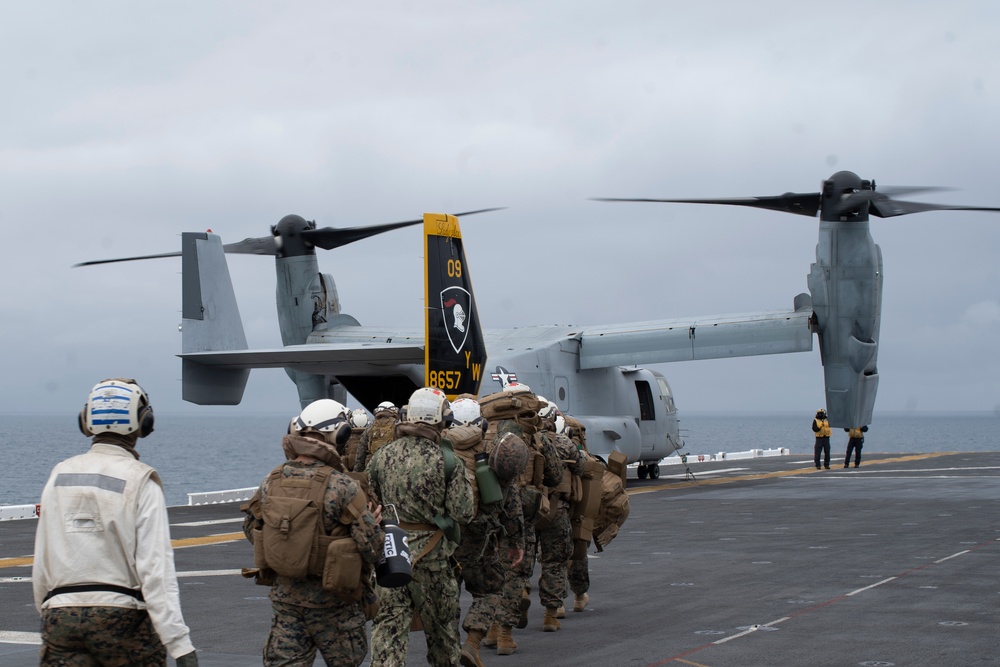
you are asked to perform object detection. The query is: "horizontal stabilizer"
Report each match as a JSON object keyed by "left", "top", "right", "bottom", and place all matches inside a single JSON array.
[
  {"left": 180, "top": 341, "right": 425, "bottom": 373},
  {"left": 579, "top": 309, "right": 813, "bottom": 369}
]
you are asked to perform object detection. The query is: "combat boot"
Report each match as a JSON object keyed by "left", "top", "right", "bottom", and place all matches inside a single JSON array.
[
  {"left": 555, "top": 604, "right": 565, "bottom": 618},
  {"left": 460, "top": 629, "right": 485, "bottom": 667},
  {"left": 542, "top": 607, "right": 561, "bottom": 632},
  {"left": 483, "top": 622, "right": 499, "bottom": 648},
  {"left": 516, "top": 590, "right": 530, "bottom": 629},
  {"left": 496, "top": 625, "right": 517, "bottom": 655},
  {"left": 573, "top": 592, "right": 589, "bottom": 612}
]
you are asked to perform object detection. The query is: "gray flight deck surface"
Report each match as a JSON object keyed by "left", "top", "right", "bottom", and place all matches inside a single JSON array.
[{"left": 2, "top": 452, "right": 998, "bottom": 666}]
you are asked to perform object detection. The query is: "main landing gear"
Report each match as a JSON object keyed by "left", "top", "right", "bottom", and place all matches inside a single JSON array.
[{"left": 636, "top": 462, "right": 661, "bottom": 480}]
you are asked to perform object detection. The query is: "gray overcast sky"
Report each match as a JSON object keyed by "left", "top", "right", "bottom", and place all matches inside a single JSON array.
[{"left": 2, "top": 1, "right": 998, "bottom": 417}]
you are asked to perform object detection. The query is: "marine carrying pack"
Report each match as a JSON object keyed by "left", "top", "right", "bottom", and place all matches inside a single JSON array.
[
  {"left": 571, "top": 450, "right": 630, "bottom": 557},
  {"left": 246, "top": 464, "right": 367, "bottom": 600},
  {"left": 367, "top": 414, "right": 398, "bottom": 454}
]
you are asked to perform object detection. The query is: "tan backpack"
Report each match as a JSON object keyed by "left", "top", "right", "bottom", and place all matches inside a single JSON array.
[
  {"left": 593, "top": 451, "right": 630, "bottom": 550},
  {"left": 367, "top": 414, "right": 397, "bottom": 453},
  {"left": 246, "top": 465, "right": 366, "bottom": 600}
]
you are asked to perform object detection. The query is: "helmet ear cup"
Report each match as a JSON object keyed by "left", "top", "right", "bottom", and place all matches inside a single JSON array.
[
  {"left": 480, "top": 417, "right": 488, "bottom": 435},
  {"left": 78, "top": 406, "right": 93, "bottom": 437},
  {"left": 333, "top": 422, "right": 351, "bottom": 447},
  {"left": 137, "top": 405, "right": 155, "bottom": 438}
]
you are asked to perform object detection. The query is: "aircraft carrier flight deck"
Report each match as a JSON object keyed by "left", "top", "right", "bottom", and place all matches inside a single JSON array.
[{"left": 2, "top": 451, "right": 998, "bottom": 666}]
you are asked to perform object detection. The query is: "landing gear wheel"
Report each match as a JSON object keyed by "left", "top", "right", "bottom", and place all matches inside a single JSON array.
[
  {"left": 637, "top": 465, "right": 648, "bottom": 480},
  {"left": 648, "top": 463, "right": 660, "bottom": 480}
]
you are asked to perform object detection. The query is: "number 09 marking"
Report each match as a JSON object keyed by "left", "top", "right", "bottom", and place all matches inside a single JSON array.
[{"left": 447, "top": 259, "right": 462, "bottom": 278}]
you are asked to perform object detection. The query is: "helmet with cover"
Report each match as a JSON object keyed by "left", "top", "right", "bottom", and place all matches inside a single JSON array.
[
  {"left": 404, "top": 387, "right": 453, "bottom": 426},
  {"left": 489, "top": 432, "right": 530, "bottom": 483},
  {"left": 79, "top": 378, "right": 154, "bottom": 438}
]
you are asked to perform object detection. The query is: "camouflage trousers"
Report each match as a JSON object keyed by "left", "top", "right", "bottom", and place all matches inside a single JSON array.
[
  {"left": 494, "top": 523, "right": 536, "bottom": 627},
  {"left": 40, "top": 606, "right": 166, "bottom": 667},
  {"left": 370, "top": 558, "right": 461, "bottom": 667},
  {"left": 264, "top": 600, "right": 367, "bottom": 667},
  {"left": 568, "top": 554, "right": 590, "bottom": 596},
  {"left": 454, "top": 520, "right": 505, "bottom": 633},
  {"left": 536, "top": 501, "right": 572, "bottom": 609}
]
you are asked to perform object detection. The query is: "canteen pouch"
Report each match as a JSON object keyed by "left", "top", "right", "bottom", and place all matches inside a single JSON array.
[{"left": 321, "top": 535, "right": 363, "bottom": 600}]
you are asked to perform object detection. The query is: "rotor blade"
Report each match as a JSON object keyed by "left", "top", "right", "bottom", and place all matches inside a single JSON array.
[
  {"left": 874, "top": 185, "right": 955, "bottom": 197},
  {"left": 222, "top": 236, "right": 278, "bottom": 256},
  {"left": 592, "top": 193, "right": 821, "bottom": 217},
  {"left": 869, "top": 198, "right": 1000, "bottom": 218},
  {"left": 74, "top": 251, "right": 181, "bottom": 267},
  {"left": 302, "top": 207, "right": 506, "bottom": 250}
]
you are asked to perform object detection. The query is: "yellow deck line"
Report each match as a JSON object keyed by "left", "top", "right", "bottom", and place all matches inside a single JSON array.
[
  {"left": 627, "top": 452, "right": 954, "bottom": 495},
  {"left": 0, "top": 532, "right": 247, "bottom": 570}
]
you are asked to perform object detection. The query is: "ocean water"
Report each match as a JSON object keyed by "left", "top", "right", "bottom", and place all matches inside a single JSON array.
[{"left": 2, "top": 411, "right": 998, "bottom": 508}]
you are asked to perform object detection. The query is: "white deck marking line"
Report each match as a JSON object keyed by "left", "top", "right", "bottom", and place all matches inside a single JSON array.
[
  {"left": 711, "top": 624, "right": 760, "bottom": 644},
  {"left": 172, "top": 518, "right": 244, "bottom": 527},
  {"left": 846, "top": 577, "right": 897, "bottom": 596},
  {"left": 0, "top": 631, "right": 41, "bottom": 644},
  {"left": 934, "top": 550, "right": 970, "bottom": 564},
  {"left": 177, "top": 569, "right": 243, "bottom": 577}
]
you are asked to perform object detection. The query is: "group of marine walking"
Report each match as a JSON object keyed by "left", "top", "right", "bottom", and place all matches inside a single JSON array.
[
  {"left": 30, "top": 377, "right": 629, "bottom": 667},
  {"left": 243, "top": 382, "right": 628, "bottom": 666}
]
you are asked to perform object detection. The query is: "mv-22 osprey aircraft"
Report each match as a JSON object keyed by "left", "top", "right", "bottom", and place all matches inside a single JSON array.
[{"left": 78, "top": 170, "right": 1000, "bottom": 479}]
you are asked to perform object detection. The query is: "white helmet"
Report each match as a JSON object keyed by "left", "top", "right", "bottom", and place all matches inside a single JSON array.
[
  {"left": 538, "top": 399, "right": 558, "bottom": 421},
  {"left": 294, "top": 399, "right": 351, "bottom": 445},
  {"left": 451, "top": 397, "right": 483, "bottom": 427},
  {"left": 503, "top": 382, "right": 531, "bottom": 394},
  {"left": 375, "top": 401, "right": 397, "bottom": 415},
  {"left": 79, "top": 378, "right": 154, "bottom": 438},
  {"left": 555, "top": 415, "right": 567, "bottom": 434},
  {"left": 405, "top": 387, "right": 452, "bottom": 426},
  {"left": 351, "top": 408, "right": 370, "bottom": 429}
]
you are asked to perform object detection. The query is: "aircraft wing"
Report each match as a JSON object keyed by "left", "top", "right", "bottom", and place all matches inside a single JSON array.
[
  {"left": 179, "top": 335, "right": 423, "bottom": 374},
  {"left": 578, "top": 306, "right": 813, "bottom": 370}
]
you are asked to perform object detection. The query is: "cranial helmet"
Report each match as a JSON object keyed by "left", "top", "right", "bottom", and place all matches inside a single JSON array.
[
  {"left": 79, "top": 378, "right": 155, "bottom": 438},
  {"left": 374, "top": 401, "right": 397, "bottom": 416},
  {"left": 537, "top": 398, "right": 557, "bottom": 421},
  {"left": 451, "top": 397, "right": 486, "bottom": 431},
  {"left": 351, "top": 408, "right": 370, "bottom": 429},
  {"left": 294, "top": 399, "right": 351, "bottom": 446},
  {"left": 816, "top": 408, "right": 826, "bottom": 418},
  {"left": 554, "top": 415, "right": 567, "bottom": 434},
  {"left": 404, "top": 387, "right": 453, "bottom": 426}
]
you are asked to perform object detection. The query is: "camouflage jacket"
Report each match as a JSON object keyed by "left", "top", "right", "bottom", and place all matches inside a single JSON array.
[
  {"left": 243, "top": 459, "right": 383, "bottom": 609},
  {"left": 366, "top": 432, "right": 475, "bottom": 565}
]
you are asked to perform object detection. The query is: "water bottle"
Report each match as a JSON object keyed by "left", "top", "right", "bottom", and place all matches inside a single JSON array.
[
  {"left": 375, "top": 504, "right": 412, "bottom": 588},
  {"left": 474, "top": 452, "right": 502, "bottom": 505}
]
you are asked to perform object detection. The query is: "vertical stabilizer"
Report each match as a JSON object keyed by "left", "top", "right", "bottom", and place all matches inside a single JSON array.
[
  {"left": 181, "top": 232, "right": 250, "bottom": 405},
  {"left": 424, "top": 213, "right": 488, "bottom": 399}
]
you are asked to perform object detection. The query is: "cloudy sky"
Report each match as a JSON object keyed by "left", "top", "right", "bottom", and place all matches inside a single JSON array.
[{"left": 2, "top": 1, "right": 998, "bottom": 418}]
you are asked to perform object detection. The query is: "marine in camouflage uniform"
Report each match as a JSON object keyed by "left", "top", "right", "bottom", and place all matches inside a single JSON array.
[
  {"left": 534, "top": 419, "right": 585, "bottom": 631},
  {"left": 446, "top": 419, "right": 526, "bottom": 667},
  {"left": 243, "top": 433, "right": 384, "bottom": 667},
  {"left": 352, "top": 407, "right": 399, "bottom": 472},
  {"left": 366, "top": 417, "right": 475, "bottom": 667},
  {"left": 564, "top": 414, "right": 592, "bottom": 612},
  {"left": 482, "top": 389, "right": 562, "bottom": 655}
]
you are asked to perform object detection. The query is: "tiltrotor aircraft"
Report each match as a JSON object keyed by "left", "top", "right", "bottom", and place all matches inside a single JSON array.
[{"left": 77, "top": 171, "right": 999, "bottom": 479}]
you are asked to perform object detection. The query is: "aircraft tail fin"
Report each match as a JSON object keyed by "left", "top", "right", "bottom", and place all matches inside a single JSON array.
[
  {"left": 423, "top": 213, "right": 488, "bottom": 399},
  {"left": 180, "top": 232, "right": 250, "bottom": 405}
]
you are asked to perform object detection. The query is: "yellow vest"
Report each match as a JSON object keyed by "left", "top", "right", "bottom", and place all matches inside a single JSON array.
[
  {"left": 848, "top": 427, "right": 864, "bottom": 439},
  {"left": 813, "top": 419, "right": 831, "bottom": 438}
]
